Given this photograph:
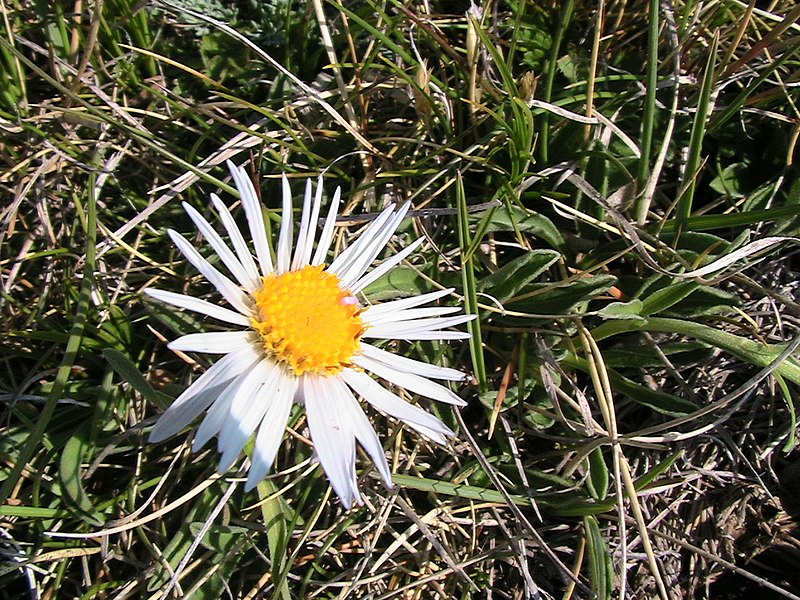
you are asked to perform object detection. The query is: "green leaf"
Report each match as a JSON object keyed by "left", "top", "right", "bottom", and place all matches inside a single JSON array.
[
  {"left": 0, "top": 505, "right": 72, "bottom": 518},
  {"left": 586, "top": 447, "right": 609, "bottom": 501},
  {"left": 58, "top": 433, "right": 104, "bottom": 526},
  {"left": 472, "top": 204, "right": 565, "bottom": 250},
  {"left": 257, "top": 477, "right": 294, "bottom": 599},
  {"left": 602, "top": 341, "right": 713, "bottom": 368},
  {"left": 776, "top": 374, "right": 796, "bottom": 453},
  {"left": 148, "top": 481, "right": 229, "bottom": 592},
  {"left": 392, "top": 473, "right": 615, "bottom": 515},
  {"left": 564, "top": 354, "right": 698, "bottom": 415},
  {"left": 103, "top": 348, "right": 170, "bottom": 410},
  {"left": 639, "top": 281, "right": 699, "bottom": 316},
  {"left": 597, "top": 299, "right": 644, "bottom": 321},
  {"left": 710, "top": 162, "right": 749, "bottom": 198},
  {"left": 634, "top": 450, "right": 683, "bottom": 491},
  {"left": 189, "top": 523, "right": 250, "bottom": 554},
  {"left": 509, "top": 274, "right": 617, "bottom": 315},
  {"left": 477, "top": 250, "right": 559, "bottom": 302},
  {"left": 637, "top": 277, "right": 743, "bottom": 318},
  {"left": 584, "top": 515, "right": 613, "bottom": 600},
  {"left": 361, "top": 265, "right": 430, "bottom": 302},
  {"left": 644, "top": 317, "right": 800, "bottom": 386}
]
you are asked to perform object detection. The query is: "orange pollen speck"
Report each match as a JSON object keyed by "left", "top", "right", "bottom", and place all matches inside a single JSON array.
[{"left": 250, "top": 265, "right": 364, "bottom": 376}]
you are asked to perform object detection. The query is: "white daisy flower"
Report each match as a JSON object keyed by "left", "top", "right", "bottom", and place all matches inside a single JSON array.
[{"left": 145, "top": 161, "right": 473, "bottom": 508}]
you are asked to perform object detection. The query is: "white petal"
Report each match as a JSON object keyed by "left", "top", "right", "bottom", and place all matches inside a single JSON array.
[
  {"left": 209, "top": 193, "right": 261, "bottom": 290},
  {"left": 150, "top": 381, "right": 226, "bottom": 444},
  {"left": 227, "top": 161, "right": 274, "bottom": 277},
  {"left": 353, "top": 353, "right": 467, "bottom": 406},
  {"left": 149, "top": 346, "right": 260, "bottom": 443},
  {"left": 168, "top": 230, "right": 252, "bottom": 315},
  {"left": 350, "top": 237, "right": 424, "bottom": 294},
  {"left": 304, "top": 375, "right": 361, "bottom": 509},
  {"left": 276, "top": 174, "right": 294, "bottom": 274},
  {"left": 332, "top": 204, "right": 410, "bottom": 286},
  {"left": 291, "top": 178, "right": 319, "bottom": 270},
  {"left": 245, "top": 371, "right": 298, "bottom": 490},
  {"left": 168, "top": 331, "right": 251, "bottom": 354},
  {"left": 365, "top": 315, "right": 475, "bottom": 340},
  {"left": 364, "top": 305, "right": 463, "bottom": 327},
  {"left": 144, "top": 288, "right": 250, "bottom": 326},
  {"left": 336, "top": 204, "right": 411, "bottom": 287},
  {"left": 329, "top": 375, "right": 392, "bottom": 486},
  {"left": 193, "top": 369, "right": 251, "bottom": 451},
  {"left": 359, "top": 343, "right": 467, "bottom": 381},
  {"left": 182, "top": 202, "right": 255, "bottom": 292},
  {"left": 364, "top": 330, "right": 472, "bottom": 341},
  {"left": 311, "top": 186, "right": 341, "bottom": 266},
  {"left": 327, "top": 204, "right": 396, "bottom": 275},
  {"left": 362, "top": 288, "right": 455, "bottom": 319},
  {"left": 217, "top": 359, "right": 281, "bottom": 472},
  {"left": 341, "top": 368, "right": 453, "bottom": 444}
]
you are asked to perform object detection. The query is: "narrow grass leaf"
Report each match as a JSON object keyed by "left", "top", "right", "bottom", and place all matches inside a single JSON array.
[
  {"left": 58, "top": 433, "right": 104, "bottom": 526},
  {"left": 676, "top": 32, "right": 718, "bottom": 228},
  {"left": 103, "top": 348, "right": 169, "bottom": 410},
  {"left": 584, "top": 515, "right": 613, "bottom": 600}
]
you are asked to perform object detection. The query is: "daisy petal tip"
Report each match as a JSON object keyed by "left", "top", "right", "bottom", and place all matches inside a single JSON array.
[
  {"left": 147, "top": 428, "right": 167, "bottom": 444},
  {"left": 216, "top": 450, "right": 240, "bottom": 474},
  {"left": 243, "top": 476, "right": 259, "bottom": 492},
  {"left": 191, "top": 435, "right": 211, "bottom": 453},
  {"left": 343, "top": 492, "right": 364, "bottom": 510}
]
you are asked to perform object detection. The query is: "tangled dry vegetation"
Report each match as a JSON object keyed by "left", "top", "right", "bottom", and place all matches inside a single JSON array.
[{"left": 2, "top": 0, "right": 800, "bottom": 598}]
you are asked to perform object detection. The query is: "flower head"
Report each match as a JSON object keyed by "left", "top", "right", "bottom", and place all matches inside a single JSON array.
[{"left": 145, "top": 161, "right": 473, "bottom": 508}]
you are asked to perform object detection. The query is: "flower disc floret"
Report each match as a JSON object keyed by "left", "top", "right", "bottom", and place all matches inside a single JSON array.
[{"left": 251, "top": 265, "right": 364, "bottom": 376}]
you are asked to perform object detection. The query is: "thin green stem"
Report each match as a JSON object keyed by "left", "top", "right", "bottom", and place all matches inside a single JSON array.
[{"left": 634, "top": 0, "right": 660, "bottom": 223}]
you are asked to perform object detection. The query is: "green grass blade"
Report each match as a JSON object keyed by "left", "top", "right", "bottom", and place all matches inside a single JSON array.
[
  {"left": 635, "top": 0, "right": 660, "bottom": 221},
  {"left": 456, "top": 172, "right": 486, "bottom": 391},
  {"left": 676, "top": 31, "right": 719, "bottom": 231}
]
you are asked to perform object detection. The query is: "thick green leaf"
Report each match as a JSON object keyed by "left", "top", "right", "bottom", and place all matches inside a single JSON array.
[
  {"left": 564, "top": 355, "right": 698, "bottom": 415},
  {"left": 509, "top": 274, "right": 617, "bottom": 315},
  {"left": 602, "top": 341, "right": 713, "bottom": 368},
  {"left": 477, "top": 250, "right": 559, "bottom": 302},
  {"left": 710, "top": 162, "right": 748, "bottom": 198},
  {"left": 103, "top": 348, "right": 169, "bottom": 410},
  {"left": 639, "top": 278, "right": 740, "bottom": 318},
  {"left": 644, "top": 317, "right": 800, "bottom": 385},
  {"left": 639, "top": 281, "right": 700, "bottom": 316},
  {"left": 58, "top": 433, "right": 104, "bottom": 526},
  {"left": 471, "top": 204, "right": 565, "bottom": 250},
  {"left": 586, "top": 447, "right": 609, "bottom": 501},
  {"left": 362, "top": 265, "right": 430, "bottom": 301},
  {"left": 189, "top": 523, "right": 250, "bottom": 554},
  {"left": 584, "top": 515, "right": 613, "bottom": 600},
  {"left": 597, "top": 299, "right": 644, "bottom": 321}
]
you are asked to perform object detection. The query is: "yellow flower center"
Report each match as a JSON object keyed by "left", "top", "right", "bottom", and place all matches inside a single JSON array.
[{"left": 251, "top": 265, "right": 364, "bottom": 376}]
